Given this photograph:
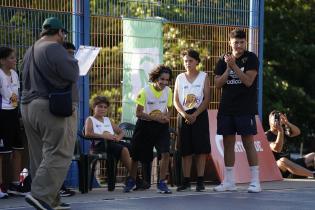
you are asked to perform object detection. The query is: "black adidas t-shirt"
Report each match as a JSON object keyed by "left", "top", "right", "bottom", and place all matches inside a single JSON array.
[
  {"left": 265, "top": 130, "right": 290, "bottom": 161},
  {"left": 215, "top": 51, "right": 259, "bottom": 115}
]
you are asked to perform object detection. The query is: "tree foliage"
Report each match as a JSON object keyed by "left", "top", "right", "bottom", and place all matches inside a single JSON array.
[{"left": 263, "top": 0, "right": 315, "bottom": 151}]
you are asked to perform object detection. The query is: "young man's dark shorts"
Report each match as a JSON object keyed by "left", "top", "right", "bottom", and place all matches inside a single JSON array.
[
  {"left": 92, "top": 140, "right": 131, "bottom": 160},
  {"left": 177, "top": 109, "right": 211, "bottom": 156},
  {"left": 217, "top": 114, "right": 257, "bottom": 135},
  {"left": 0, "top": 108, "right": 24, "bottom": 154},
  {"left": 131, "top": 119, "right": 170, "bottom": 162}
]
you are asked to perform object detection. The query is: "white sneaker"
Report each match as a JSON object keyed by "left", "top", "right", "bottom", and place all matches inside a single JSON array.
[
  {"left": 247, "top": 183, "right": 262, "bottom": 193},
  {"left": 213, "top": 182, "right": 237, "bottom": 192}
]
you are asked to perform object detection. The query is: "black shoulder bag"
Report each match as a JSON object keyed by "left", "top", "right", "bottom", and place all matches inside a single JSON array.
[{"left": 31, "top": 45, "right": 73, "bottom": 117}]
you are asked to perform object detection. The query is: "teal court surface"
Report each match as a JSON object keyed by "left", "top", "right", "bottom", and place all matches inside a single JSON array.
[{"left": 1, "top": 179, "right": 315, "bottom": 210}]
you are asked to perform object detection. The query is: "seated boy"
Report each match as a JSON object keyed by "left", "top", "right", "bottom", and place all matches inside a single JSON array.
[{"left": 84, "top": 96, "right": 132, "bottom": 186}]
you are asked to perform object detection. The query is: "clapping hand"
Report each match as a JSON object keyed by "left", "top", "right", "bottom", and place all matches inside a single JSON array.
[{"left": 224, "top": 54, "right": 236, "bottom": 69}]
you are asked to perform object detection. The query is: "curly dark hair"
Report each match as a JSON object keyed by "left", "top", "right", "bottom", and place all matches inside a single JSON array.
[
  {"left": 92, "top": 96, "right": 110, "bottom": 108},
  {"left": 181, "top": 49, "right": 201, "bottom": 63},
  {"left": 149, "top": 64, "right": 173, "bottom": 82}
]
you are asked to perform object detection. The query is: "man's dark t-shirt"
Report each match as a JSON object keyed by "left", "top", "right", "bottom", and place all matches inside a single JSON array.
[
  {"left": 265, "top": 130, "right": 290, "bottom": 161},
  {"left": 215, "top": 51, "right": 259, "bottom": 115}
]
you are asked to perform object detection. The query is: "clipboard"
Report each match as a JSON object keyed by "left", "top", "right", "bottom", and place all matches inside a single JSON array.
[{"left": 75, "top": 45, "right": 101, "bottom": 76}]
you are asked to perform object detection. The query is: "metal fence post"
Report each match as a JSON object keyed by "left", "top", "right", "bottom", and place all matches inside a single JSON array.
[{"left": 78, "top": 0, "right": 90, "bottom": 154}]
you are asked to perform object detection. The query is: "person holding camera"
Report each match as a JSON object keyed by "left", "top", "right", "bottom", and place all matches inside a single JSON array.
[{"left": 266, "top": 110, "right": 315, "bottom": 178}]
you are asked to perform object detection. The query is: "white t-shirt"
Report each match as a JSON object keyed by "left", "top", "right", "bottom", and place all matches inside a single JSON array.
[
  {"left": 175, "top": 71, "right": 207, "bottom": 111},
  {"left": 0, "top": 68, "right": 19, "bottom": 110},
  {"left": 89, "top": 116, "right": 114, "bottom": 135}
]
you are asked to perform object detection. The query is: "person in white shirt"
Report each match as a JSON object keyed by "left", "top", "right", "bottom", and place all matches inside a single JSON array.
[
  {"left": 0, "top": 47, "right": 24, "bottom": 198},
  {"left": 84, "top": 96, "right": 132, "bottom": 184},
  {"left": 174, "top": 49, "right": 211, "bottom": 192}
]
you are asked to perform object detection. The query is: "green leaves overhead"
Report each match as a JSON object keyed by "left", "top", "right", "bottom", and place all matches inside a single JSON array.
[{"left": 264, "top": 0, "right": 315, "bottom": 150}]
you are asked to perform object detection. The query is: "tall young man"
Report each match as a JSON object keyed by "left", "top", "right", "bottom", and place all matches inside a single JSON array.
[{"left": 213, "top": 28, "right": 261, "bottom": 193}]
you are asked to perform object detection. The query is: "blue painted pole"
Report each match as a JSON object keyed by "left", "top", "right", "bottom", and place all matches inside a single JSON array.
[
  {"left": 73, "top": 0, "right": 82, "bottom": 130},
  {"left": 67, "top": 0, "right": 91, "bottom": 188},
  {"left": 79, "top": 0, "right": 90, "bottom": 154},
  {"left": 249, "top": 0, "right": 264, "bottom": 120}
]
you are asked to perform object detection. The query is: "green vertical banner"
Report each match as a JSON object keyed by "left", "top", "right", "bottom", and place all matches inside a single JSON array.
[{"left": 122, "top": 18, "right": 163, "bottom": 124}]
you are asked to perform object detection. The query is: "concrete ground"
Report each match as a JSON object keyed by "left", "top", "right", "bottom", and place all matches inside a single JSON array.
[{"left": 1, "top": 179, "right": 315, "bottom": 210}]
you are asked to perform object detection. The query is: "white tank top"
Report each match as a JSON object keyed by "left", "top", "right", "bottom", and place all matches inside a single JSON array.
[
  {"left": 0, "top": 69, "right": 20, "bottom": 110},
  {"left": 89, "top": 116, "right": 114, "bottom": 135},
  {"left": 176, "top": 71, "right": 207, "bottom": 111},
  {"left": 143, "top": 85, "right": 170, "bottom": 116}
]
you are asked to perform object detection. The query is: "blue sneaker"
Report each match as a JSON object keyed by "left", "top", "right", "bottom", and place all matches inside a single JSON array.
[
  {"left": 157, "top": 180, "right": 172, "bottom": 194},
  {"left": 25, "top": 194, "right": 53, "bottom": 210},
  {"left": 123, "top": 177, "right": 136, "bottom": 193}
]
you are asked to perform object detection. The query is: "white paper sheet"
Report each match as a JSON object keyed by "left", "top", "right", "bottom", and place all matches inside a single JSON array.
[{"left": 75, "top": 45, "right": 101, "bottom": 76}]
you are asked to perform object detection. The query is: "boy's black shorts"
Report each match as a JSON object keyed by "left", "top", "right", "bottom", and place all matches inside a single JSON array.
[
  {"left": 93, "top": 140, "right": 131, "bottom": 160},
  {"left": 131, "top": 119, "right": 170, "bottom": 162},
  {"left": 0, "top": 108, "right": 24, "bottom": 153},
  {"left": 177, "top": 109, "right": 211, "bottom": 156}
]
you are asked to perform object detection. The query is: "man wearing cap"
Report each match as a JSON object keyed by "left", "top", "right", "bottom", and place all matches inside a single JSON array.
[{"left": 20, "top": 17, "right": 79, "bottom": 210}]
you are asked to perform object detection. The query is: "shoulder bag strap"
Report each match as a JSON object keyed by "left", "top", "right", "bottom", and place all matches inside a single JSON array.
[{"left": 31, "top": 45, "right": 55, "bottom": 92}]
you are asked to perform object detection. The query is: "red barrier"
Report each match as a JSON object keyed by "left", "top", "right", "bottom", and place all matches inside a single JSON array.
[{"left": 208, "top": 110, "right": 283, "bottom": 183}]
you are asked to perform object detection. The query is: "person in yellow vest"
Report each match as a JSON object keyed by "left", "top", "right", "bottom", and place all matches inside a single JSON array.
[
  {"left": 124, "top": 65, "right": 173, "bottom": 194},
  {"left": 174, "top": 49, "right": 211, "bottom": 192}
]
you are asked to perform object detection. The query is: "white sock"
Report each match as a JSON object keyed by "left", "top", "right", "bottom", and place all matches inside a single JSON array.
[
  {"left": 250, "top": 166, "right": 260, "bottom": 184},
  {"left": 224, "top": 167, "right": 235, "bottom": 184}
]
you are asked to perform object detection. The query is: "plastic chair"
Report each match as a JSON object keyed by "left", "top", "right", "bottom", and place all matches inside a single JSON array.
[{"left": 118, "top": 122, "right": 135, "bottom": 142}]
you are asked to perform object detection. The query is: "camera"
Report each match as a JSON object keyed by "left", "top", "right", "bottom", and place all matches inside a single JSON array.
[{"left": 274, "top": 111, "right": 280, "bottom": 124}]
